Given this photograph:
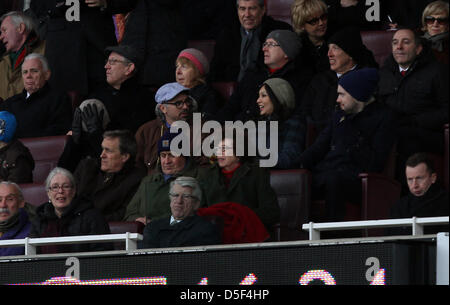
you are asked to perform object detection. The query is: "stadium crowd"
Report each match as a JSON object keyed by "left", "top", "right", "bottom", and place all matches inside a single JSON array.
[{"left": 0, "top": 0, "right": 448, "bottom": 255}]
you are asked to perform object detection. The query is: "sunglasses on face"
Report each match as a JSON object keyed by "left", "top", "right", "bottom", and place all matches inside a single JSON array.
[
  {"left": 425, "top": 16, "right": 449, "bottom": 25},
  {"left": 306, "top": 13, "right": 328, "bottom": 26}
]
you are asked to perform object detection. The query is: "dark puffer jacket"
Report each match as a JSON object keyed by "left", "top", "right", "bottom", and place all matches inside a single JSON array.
[
  {"left": 30, "top": 195, "right": 112, "bottom": 254},
  {"left": 0, "top": 139, "right": 34, "bottom": 183}
]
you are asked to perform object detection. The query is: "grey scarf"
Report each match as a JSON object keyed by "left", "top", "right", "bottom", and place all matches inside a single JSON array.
[{"left": 423, "top": 31, "right": 449, "bottom": 52}]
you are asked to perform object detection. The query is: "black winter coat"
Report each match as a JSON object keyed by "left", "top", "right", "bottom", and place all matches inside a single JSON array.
[
  {"left": 378, "top": 44, "right": 449, "bottom": 133},
  {"left": 389, "top": 183, "right": 449, "bottom": 235},
  {"left": 30, "top": 195, "right": 112, "bottom": 254},
  {"left": 121, "top": 0, "right": 188, "bottom": 88},
  {"left": 141, "top": 215, "right": 221, "bottom": 249},
  {"left": 210, "top": 14, "right": 292, "bottom": 82},
  {"left": 299, "top": 101, "right": 396, "bottom": 178},
  {"left": 0, "top": 139, "right": 34, "bottom": 183},
  {"left": 0, "top": 83, "right": 73, "bottom": 138},
  {"left": 74, "top": 157, "right": 146, "bottom": 222}
]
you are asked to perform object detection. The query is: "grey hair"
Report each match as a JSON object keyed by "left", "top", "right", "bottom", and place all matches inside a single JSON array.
[
  {"left": 0, "top": 181, "right": 24, "bottom": 201},
  {"left": 236, "top": 0, "right": 265, "bottom": 7},
  {"left": 45, "top": 167, "right": 76, "bottom": 191},
  {"left": 24, "top": 53, "right": 50, "bottom": 72},
  {"left": 0, "top": 11, "right": 35, "bottom": 34},
  {"left": 169, "top": 176, "right": 202, "bottom": 202}
]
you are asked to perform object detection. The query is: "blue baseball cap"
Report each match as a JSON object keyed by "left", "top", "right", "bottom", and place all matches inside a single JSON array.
[{"left": 0, "top": 111, "right": 17, "bottom": 143}]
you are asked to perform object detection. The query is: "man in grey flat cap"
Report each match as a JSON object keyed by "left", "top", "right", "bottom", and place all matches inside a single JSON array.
[
  {"left": 216, "top": 29, "right": 312, "bottom": 122},
  {"left": 135, "top": 82, "right": 197, "bottom": 174}
]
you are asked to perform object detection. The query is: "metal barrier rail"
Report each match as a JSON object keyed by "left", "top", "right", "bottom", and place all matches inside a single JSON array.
[
  {"left": 0, "top": 233, "right": 143, "bottom": 256},
  {"left": 302, "top": 216, "right": 449, "bottom": 240}
]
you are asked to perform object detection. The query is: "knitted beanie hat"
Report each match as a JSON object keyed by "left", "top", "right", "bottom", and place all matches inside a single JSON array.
[
  {"left": 266, "top": 30, "right": 302, "bottom": 60},
  {"left": 327, "top": 27, "right": 364, "bottom": 63},
  {"left": 263, "top": 78, "right": 296, "bottom": 112},
  {"left": 338, "top": 68, "right": 380, "bottom": 102},
  {"left": 178, "top": 48, "right": 210, "bottom": 75},
  {"left": 0, "top": 111, "right": 17, "bottom": 143}
]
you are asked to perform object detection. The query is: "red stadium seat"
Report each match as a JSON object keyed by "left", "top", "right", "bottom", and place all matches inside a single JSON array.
[
  {"left": 361, "top": 30, "right": 395, "bottom": 67},
  {"left": 20, "top": 135, "right": 69, "bottom": 183},
  {"left": 67, "top": 90, "right": 82, "bottom": 111},
  {"left": 109, "top": 221, "right": 145, "bottom": 234},
  {"left": 19, "top": 183, "right": 47, "bottom": 207},
  {"left": 269, "top": 169, "right": 311, "bottom": 241},
  {"left": 108, "top": 221, "right": 145, "bottom": 250},
  {"left": 311, "top": 144, "right": 401, "bottom": 236},
  {"left": 266, "top": 0, "right": 294, "bottom": 25},
  {"left": 211, "top": 81, "right": 238, "bottom": 102}
]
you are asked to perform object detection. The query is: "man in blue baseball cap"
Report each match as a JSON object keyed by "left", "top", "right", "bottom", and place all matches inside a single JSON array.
[{"left": 135, "top": 82, "right": 197, "bottom": 174}]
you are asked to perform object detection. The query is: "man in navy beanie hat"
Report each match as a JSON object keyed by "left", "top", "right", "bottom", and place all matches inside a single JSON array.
[{"left": 297, "top": 67, "right": 397, "bottom": 224}]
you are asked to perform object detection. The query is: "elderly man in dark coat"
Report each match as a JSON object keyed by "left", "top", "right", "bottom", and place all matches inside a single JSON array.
[
  {"left": 298, "top": 68, "right": 396, "bottom": 222},
  {"left": 141, "top": 176, "right": 221, "bottom": 249}
]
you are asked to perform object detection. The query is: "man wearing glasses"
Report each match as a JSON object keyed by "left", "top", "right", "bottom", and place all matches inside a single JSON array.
[
  {"left": 216, "top": 29, "right": 309, "bottom": 122},
  {"left": 210, "top": 0, "right": 291, "bottom": 82},
  {"left": 141, "top": 176, "right": 221, "bottom": 249},
  {"left": 135, "top": 82, "right": 197, "bottom": 175},
  {"left": 61, "top": 44, "right": 154, "bottom": 171}
]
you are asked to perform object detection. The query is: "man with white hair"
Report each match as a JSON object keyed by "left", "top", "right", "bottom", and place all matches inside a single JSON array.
[
  {"left": 0, "top": 11, "right": 45, "bottom": 100},
  {"left": 0, "top": 53, "right": 72, "bottom": 138},
  {"left": 141, "top": 176, "right": 221, "bottom": 249}
]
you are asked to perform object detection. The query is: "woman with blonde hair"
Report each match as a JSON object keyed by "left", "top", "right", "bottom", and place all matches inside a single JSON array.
[
  {"left": 291, "top": 0, "right": 330, "bottom": 74},
  {"left": 421, "top": 0, "right": 449, "bottom": 64}
]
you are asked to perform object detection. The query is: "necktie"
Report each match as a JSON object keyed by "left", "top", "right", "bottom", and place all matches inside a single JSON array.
[{"left": 401, "top": 70, "right": 406, "bottom": 76}]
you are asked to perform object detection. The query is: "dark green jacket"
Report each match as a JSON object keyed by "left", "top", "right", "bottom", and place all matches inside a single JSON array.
[
  {"left": 198, "top": 162, "right": 280, "bottom": 228},
  {"left": 124, "top": 159, "right": 204, "bottom": 221}
]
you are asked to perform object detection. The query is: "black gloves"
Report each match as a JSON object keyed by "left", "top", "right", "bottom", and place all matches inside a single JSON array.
[{"left": 81, "top": 103, "right": 104, "bottom": 134}]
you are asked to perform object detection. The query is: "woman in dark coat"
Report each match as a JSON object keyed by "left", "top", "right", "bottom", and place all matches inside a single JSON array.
[
  {"left": 30, "top": 167, "right": 111, "bottom": 254},
  {"left": 256, "top": 78, "right": 305, "bottom": 169}
]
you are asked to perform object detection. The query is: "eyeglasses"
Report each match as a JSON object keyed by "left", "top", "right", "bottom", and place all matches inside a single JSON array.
[
  {"left": 105, "top": 58, "right": 130, "bottom": 66},
  {"left": 262, "top": 42, "right": 280, "bottom": 48},
  {"left": 214, "top": 145, "right": 234, "bottom": 154},
  {"left": 49, "top": 184, "right": 73, "bottom": 192},
  {"left": 169, "top": 192, "right": 197, "bottom": 201},
  {"left": 164, "top": 98, "right": 193, "bottom": 109},
  {"left": 306, "top": 13, "right": 328, "bottom": 25},
  {"left": 425, "top": 16, "right": 449, "bottom": 25}
]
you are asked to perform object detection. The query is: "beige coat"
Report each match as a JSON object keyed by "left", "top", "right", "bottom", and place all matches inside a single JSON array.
[{"left": 0, "top": 35, "right": 45, "bottom": 100}]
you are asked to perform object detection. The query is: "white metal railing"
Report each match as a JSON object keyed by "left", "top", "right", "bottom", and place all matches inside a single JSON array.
[
  {"left": 0, "top": 233, "right": 143, "bottom": 256},
  {"left": 302, "top": 216, "right": 449, "bottom": 240}
]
